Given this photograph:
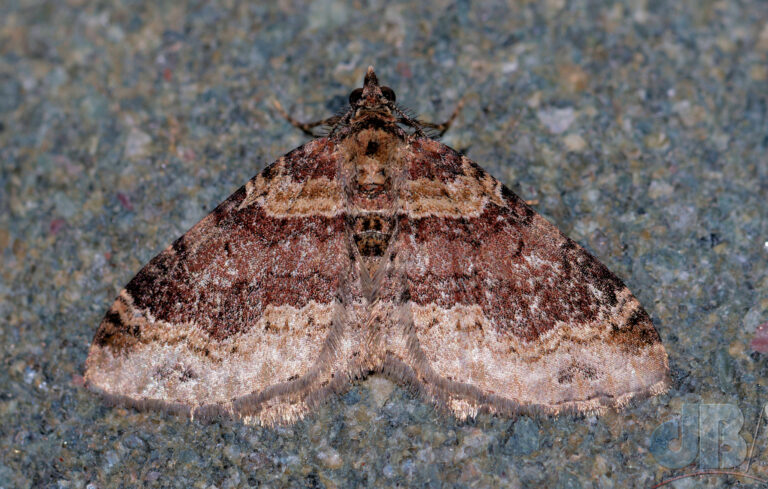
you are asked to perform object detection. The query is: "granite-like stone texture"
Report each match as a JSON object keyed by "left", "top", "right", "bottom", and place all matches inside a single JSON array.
[{"left": 1, "top": 1, "right": 767, "bottom": 487}]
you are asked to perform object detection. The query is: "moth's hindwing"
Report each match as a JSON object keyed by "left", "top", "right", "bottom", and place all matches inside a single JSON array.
[
  {"left": 85, "top": 139, "right": 367, "bottom": 425},
  {"left": 374, "top": 139, "right": 670, "bottom": 419}
]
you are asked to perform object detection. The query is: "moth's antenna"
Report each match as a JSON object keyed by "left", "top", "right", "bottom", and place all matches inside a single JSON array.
[
  {"left": 392, "top": 104, "right": 427, "bottom": 138},
  {"left": 327, "top": 107, "right": 354, "bottom": 137},
  {"left": 416, "top": 97, "right": 465, "bottom": 137},
  {"left": 273, "top": 99, "right": 343, "bottom": 138}
]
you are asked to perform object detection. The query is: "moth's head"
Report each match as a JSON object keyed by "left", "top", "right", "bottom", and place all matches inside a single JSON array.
[{"left": 348, "top": 66, "right": 396, "bottom": 118}]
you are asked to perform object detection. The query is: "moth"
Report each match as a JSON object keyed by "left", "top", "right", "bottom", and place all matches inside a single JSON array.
[{"left": 85, "top": 67, "right": 670, "bottom": 425}]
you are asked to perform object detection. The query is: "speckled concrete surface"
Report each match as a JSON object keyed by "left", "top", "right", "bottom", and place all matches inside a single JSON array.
[{"left": 1, "top": 1, "right": 767, "bottom": 488}]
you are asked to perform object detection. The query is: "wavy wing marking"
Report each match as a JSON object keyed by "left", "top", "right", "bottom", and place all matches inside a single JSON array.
[
  {"left": 85, "top": 139, "right": 365, "bottom": 425},
  {"left": 381, "top": 139, "right": 669, "bottom": 418}
]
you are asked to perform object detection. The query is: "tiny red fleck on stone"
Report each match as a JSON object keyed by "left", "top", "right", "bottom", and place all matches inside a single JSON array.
[
  {"left": 750, "top": 322, "right": 768, "bottom": 354},
  {"left": 117, "top": 192, "right": 133, "bottom": 211},
  {"left": 49, "top": 218, "right": 66, "bottom": 235}
]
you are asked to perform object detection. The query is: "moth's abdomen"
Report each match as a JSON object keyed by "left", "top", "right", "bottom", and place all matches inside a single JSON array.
[{"left": 351, "top": 214, "right": 393, "bottom": 257}]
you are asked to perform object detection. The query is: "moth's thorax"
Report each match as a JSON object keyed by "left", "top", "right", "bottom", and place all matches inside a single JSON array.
[
  {"left": 340, "top": 126, "right": 403, "bottom": 278},
  {"left": 351, "top": 106, "right": 395, "bottom": 123}
]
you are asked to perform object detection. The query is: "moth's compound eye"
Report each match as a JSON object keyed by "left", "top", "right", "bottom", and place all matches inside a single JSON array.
[
  {"left": 381, "top": 86, "right": 396, "bottom": 102},
  {"left": 349, "top": 88, "right": 363, "bottom": 106}
]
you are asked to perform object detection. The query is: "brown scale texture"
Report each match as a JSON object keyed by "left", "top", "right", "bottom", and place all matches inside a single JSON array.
[
  {"left": 407, "top": 139, "right": 466, "bottom": 181},
  {"left": 396, "top": 151, "right": 642, "bottom": 343},
  {"left": 124, "top": 209, "right": 348, "bottom": 340},
  {"left": 99, "top": 138, "right": 353, "bottom": 347}
]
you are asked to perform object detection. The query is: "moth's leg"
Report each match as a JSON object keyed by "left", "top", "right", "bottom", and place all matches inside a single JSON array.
[
  {"left": 273, "top": 100, "right": 340, "bottom": 137},
  {"left": 417, "top": 99, "right": 465, "bottom": 137}
]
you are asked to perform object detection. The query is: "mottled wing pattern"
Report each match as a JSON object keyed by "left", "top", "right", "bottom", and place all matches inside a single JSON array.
[
  {"left": 380, "top": 139, "right": 670, "bottom": 418},
  {"left": 85, "top": 139, "right": 366, "bottom": 425}
]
